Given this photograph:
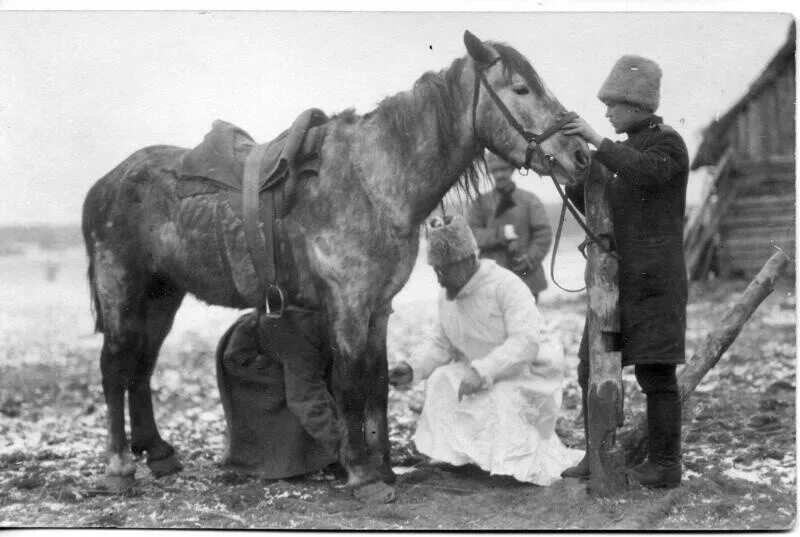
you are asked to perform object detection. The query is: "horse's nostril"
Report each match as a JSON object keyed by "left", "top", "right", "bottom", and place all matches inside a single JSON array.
[{"left": 575, "top": 150, "right": 589, "bottom": 169}]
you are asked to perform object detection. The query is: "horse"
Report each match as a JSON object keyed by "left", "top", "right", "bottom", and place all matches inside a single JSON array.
[{"left": 81, "top": 30, "right": 590, "bottom": 502}]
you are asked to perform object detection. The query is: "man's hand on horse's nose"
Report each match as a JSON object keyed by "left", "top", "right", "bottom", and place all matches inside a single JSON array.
[{"left": 560, "top": 116, "right": 603, "bottom": 147}]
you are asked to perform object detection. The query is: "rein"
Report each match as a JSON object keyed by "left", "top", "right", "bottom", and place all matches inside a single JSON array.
[{"left": 471, "top": 57, "right": 619, "bottom": 292}]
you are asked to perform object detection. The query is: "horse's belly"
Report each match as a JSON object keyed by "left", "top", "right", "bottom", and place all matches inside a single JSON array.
[{"left": 149, "top": 193, "right": 259, "bottom": 308}]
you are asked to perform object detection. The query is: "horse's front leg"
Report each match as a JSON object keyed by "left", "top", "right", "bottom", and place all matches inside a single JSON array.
[
  {"left": 364, "top": 305, "right": 395, "bottom": 484},
  {"left": 328, "top": 302, "right": 396, "bottom": 503}
]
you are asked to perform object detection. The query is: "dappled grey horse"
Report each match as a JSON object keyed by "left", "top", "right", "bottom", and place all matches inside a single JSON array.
[{"left": 81, "top": 31, "right": 590, "bottom": 502}]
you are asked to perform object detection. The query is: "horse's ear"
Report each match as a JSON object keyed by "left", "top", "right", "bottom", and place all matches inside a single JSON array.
[{"left": 464, "top": 30, "right": 494, "bottom": 65}]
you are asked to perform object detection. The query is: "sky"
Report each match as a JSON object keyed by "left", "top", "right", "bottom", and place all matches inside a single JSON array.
[{"left": 0, "top": 5, "right": 795, "bottom": 224}]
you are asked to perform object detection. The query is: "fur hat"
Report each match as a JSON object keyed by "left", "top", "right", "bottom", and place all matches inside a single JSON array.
[
  {"left": 426, "top": 215, "right": 478, "bottom": 266},
  {"left": 597, "top": 55, "right": 662, "bottom": 112},
  {"left": 485, "top": 151, "right": 514, "bottom": 173}
]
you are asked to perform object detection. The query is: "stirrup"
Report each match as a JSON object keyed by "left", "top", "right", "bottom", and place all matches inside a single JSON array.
[{"left": 264, "top": 285, "right": 285, "bottom": 319}]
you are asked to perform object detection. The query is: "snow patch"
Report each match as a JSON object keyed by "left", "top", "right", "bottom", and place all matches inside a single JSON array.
[{"left": 724, "top": 467, "right": 766, "bottom": 484}]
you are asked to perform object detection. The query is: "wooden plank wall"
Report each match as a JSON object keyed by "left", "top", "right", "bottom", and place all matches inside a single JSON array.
[
  {"left": 776, "top": 65, "right": 796, "bottom": 155},
  {"left": 718, "top": 161, "right": 795, "bottom": 278},
  {"left": 731, "top": 69, "right": 796, "bottom": 161},
  {"left": 716, "top": 65, "right": 796, "bottom": 279}
]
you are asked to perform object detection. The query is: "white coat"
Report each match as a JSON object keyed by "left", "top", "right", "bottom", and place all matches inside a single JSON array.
[{"left": 405, "top": 260, "right": 582, "bottom": 485}]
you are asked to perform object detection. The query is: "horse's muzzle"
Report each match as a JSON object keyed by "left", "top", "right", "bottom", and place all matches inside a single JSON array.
[{"left": 574, "top": 149, "right": 590, "bottom": 176}]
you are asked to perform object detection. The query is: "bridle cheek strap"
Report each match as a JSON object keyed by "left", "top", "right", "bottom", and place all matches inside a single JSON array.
[{"left": 472, "top": 62, "right": 577, "bottom": 171}]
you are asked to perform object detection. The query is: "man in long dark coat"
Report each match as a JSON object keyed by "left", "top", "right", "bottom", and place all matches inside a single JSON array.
[
  {"left": 558, "top": 55, "right": 689, "bottom": 488},
  {"left": 216, "top": 309, "right": 341, "bottom": 479}
]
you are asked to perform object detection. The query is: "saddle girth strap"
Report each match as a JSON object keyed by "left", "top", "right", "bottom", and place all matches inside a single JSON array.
[{"left": 242, "top": 143, "right": 284, "bottom": 317}]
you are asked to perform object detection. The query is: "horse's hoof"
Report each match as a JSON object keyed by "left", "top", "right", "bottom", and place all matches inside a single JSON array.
[
  {"left": 105, "top": 473, "right": 136, "bottom": 493},
  {"left": 353, "top": 481, "right": 397, "bottom": 504},
  {"left": 147, "top": 453, "right": 183, "bottom": 478},
  {"left": 379, "top": 466, "right": 397, "bottom": 484}
]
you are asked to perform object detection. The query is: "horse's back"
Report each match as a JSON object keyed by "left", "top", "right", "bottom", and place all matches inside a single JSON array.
[
  {"left": 83, "top": 143, "right": 255, "bottom": 305},
  {"left": 90, "top": 145, "right": 186, "bottom": 190}
]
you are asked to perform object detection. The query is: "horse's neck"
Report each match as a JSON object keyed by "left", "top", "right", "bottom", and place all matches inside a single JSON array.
[{"left": 360, "top": 77, "right": 478, "bottom": 227}]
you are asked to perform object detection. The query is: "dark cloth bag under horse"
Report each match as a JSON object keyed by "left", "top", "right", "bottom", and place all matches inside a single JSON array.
[
  {"left": 216, "top": 310, "right": 339, "bottom": 479},
  {"left": 567, "top": 115, "right": 689, "bottom": 366}
]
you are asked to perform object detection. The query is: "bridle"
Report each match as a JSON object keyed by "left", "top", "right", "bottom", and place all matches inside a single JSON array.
[
  {"left": 471, "top": 57, "right": 577, "bottom": 174},
  {"left": 470, "top": 56, "right": 620, "bottom": 292}
]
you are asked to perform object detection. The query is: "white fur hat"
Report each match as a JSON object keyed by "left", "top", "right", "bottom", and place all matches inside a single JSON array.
[
  {"left": 485, "top": 150, "right": 514, "bottom": 173},
  {"left": 597, "top": 55, "right": 662, "bottom": 112},
  {"left": 426, "top": 215, "right": 478, "bottom": 266}
]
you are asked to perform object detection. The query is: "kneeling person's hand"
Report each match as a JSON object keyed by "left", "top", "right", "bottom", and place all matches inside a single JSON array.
[
  {"left": 388, "top": 362, "right": 413, "bottom": 387},
  {"left": 528, "top": 358, "right": 553, "bottom": 378},
  {"left": 458, "top": 367, "right": 485, "bottom": 401}
]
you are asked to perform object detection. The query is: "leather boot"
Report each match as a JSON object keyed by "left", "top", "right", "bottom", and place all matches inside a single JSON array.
[
  {"left": 627, "top": 392, "right": 682, "bottom": 488},
  {"left": 561, "top": 390, "right": 590, "bottom": 479}
]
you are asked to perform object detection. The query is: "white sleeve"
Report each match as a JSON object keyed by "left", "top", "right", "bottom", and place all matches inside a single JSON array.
[
  {"left": 470, "top": 276, "right": 540, "bottom": 386},
  {"left": 404, "top": 318, "right": 456, "bottom": 383}
]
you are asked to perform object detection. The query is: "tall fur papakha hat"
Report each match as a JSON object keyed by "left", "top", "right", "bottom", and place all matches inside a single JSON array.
[
  {"left": 485, "top": 150, "right": 514, "bottom": 173},
  {"left": 597, "top": 55, "right": 662, "bottom": 112},
  {"left": 426, "top": 215, "right": 479, "bottom": 266}
]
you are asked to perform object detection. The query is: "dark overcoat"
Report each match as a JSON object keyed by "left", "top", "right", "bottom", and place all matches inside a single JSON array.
[
  {"left": 567, "top": 115, "right": 689, "bottom": 366},
  {"left": 216, "top": 310, "right": 339, "bottom": 479},
  {"left": 467, "top": 187, "right": 553, "bottom": 296}
]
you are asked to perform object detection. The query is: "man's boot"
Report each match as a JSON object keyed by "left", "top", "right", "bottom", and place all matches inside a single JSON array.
[
  {"left": 561, "top": 390, "right": 590, "bottom": 479},
  {"left": 627, "top": 392, "right": 682, "bottom": 488}
]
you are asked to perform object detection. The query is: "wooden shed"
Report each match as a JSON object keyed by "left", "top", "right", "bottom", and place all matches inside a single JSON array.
[{"left": 685, "top": 21, "right": 796, "bottom": 280}]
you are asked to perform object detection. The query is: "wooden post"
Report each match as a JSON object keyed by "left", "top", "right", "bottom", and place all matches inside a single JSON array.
[{"left": 584, "top": 166, "right": 626, "bottom": 494}]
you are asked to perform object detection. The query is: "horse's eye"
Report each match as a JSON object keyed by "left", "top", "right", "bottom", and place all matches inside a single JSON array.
[{"left": 513, "top": 85, "right": 530, "bottom": 96}]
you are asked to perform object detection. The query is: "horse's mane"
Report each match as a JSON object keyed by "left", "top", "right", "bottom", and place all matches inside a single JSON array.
[
  {"left": 366, "top": 56, "right": 481, "bottom": 201},
  {"left": 366, "top": 42, "right": 547, "bottom": 205},
  {"left": 371, "top": 57, "right": 469, "bottom": 159}
]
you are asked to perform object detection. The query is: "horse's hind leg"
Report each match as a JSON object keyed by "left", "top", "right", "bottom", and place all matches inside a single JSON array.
[
  {"left": 129, "top": 276, "right": 185, "bottom": 477},
  {"left": 93, "top": 249, "right": 147, "bottom": 491}
]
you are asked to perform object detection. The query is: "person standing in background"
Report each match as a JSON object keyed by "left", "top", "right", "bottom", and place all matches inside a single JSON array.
[{"left": 467, "top": 152, "right": 553, "bottom": 301}]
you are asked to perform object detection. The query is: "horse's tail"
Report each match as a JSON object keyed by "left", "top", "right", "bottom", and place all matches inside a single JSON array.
[
  {"left": 81, "top": 181, "right": 107, "bottom": 334},
  {"left": 86, "top": 254, "right": 103, "bottom": 334}
]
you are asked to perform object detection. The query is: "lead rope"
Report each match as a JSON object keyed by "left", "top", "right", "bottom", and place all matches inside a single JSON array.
[
  {"left": 549, "top": 194, "right": 585, "bottom": 293},
  {"left": 547, "top": 173, "right": 621, "bottom": 292}
]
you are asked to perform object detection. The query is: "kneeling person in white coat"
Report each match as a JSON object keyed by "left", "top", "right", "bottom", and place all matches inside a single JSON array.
[{"left": 389, "top": 215, "right": 582, "bottom": 485}]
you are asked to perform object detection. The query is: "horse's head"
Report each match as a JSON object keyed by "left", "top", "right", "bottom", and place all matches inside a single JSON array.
[{"left": 464, "top": 30, "right": 590, "bottom": 185}]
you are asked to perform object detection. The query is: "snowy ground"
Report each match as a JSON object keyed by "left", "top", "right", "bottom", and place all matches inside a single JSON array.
[{"left": 0, "top": 243, "right": 795, "bottom": 529}]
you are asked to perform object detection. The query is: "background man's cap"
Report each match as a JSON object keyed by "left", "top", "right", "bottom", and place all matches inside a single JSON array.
[
  {"left": 426, "top": 215, "right": 479, "bottom": 266},
  {"left": 597, "top": 55, "right": 662, "bottom": 112}
]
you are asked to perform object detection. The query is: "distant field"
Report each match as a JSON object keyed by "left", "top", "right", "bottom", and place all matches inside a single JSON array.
[
  {"left": 0, "top": 206, "right": 589, "bottom": 310},
  {"left": 0, "top": 199, "right": 588, "bottom": 256}
]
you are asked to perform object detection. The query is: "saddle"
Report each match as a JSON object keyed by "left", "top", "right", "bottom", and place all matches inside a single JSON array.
[{"left": 178, "top": 108, "right": 329, "bottom": 316}]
